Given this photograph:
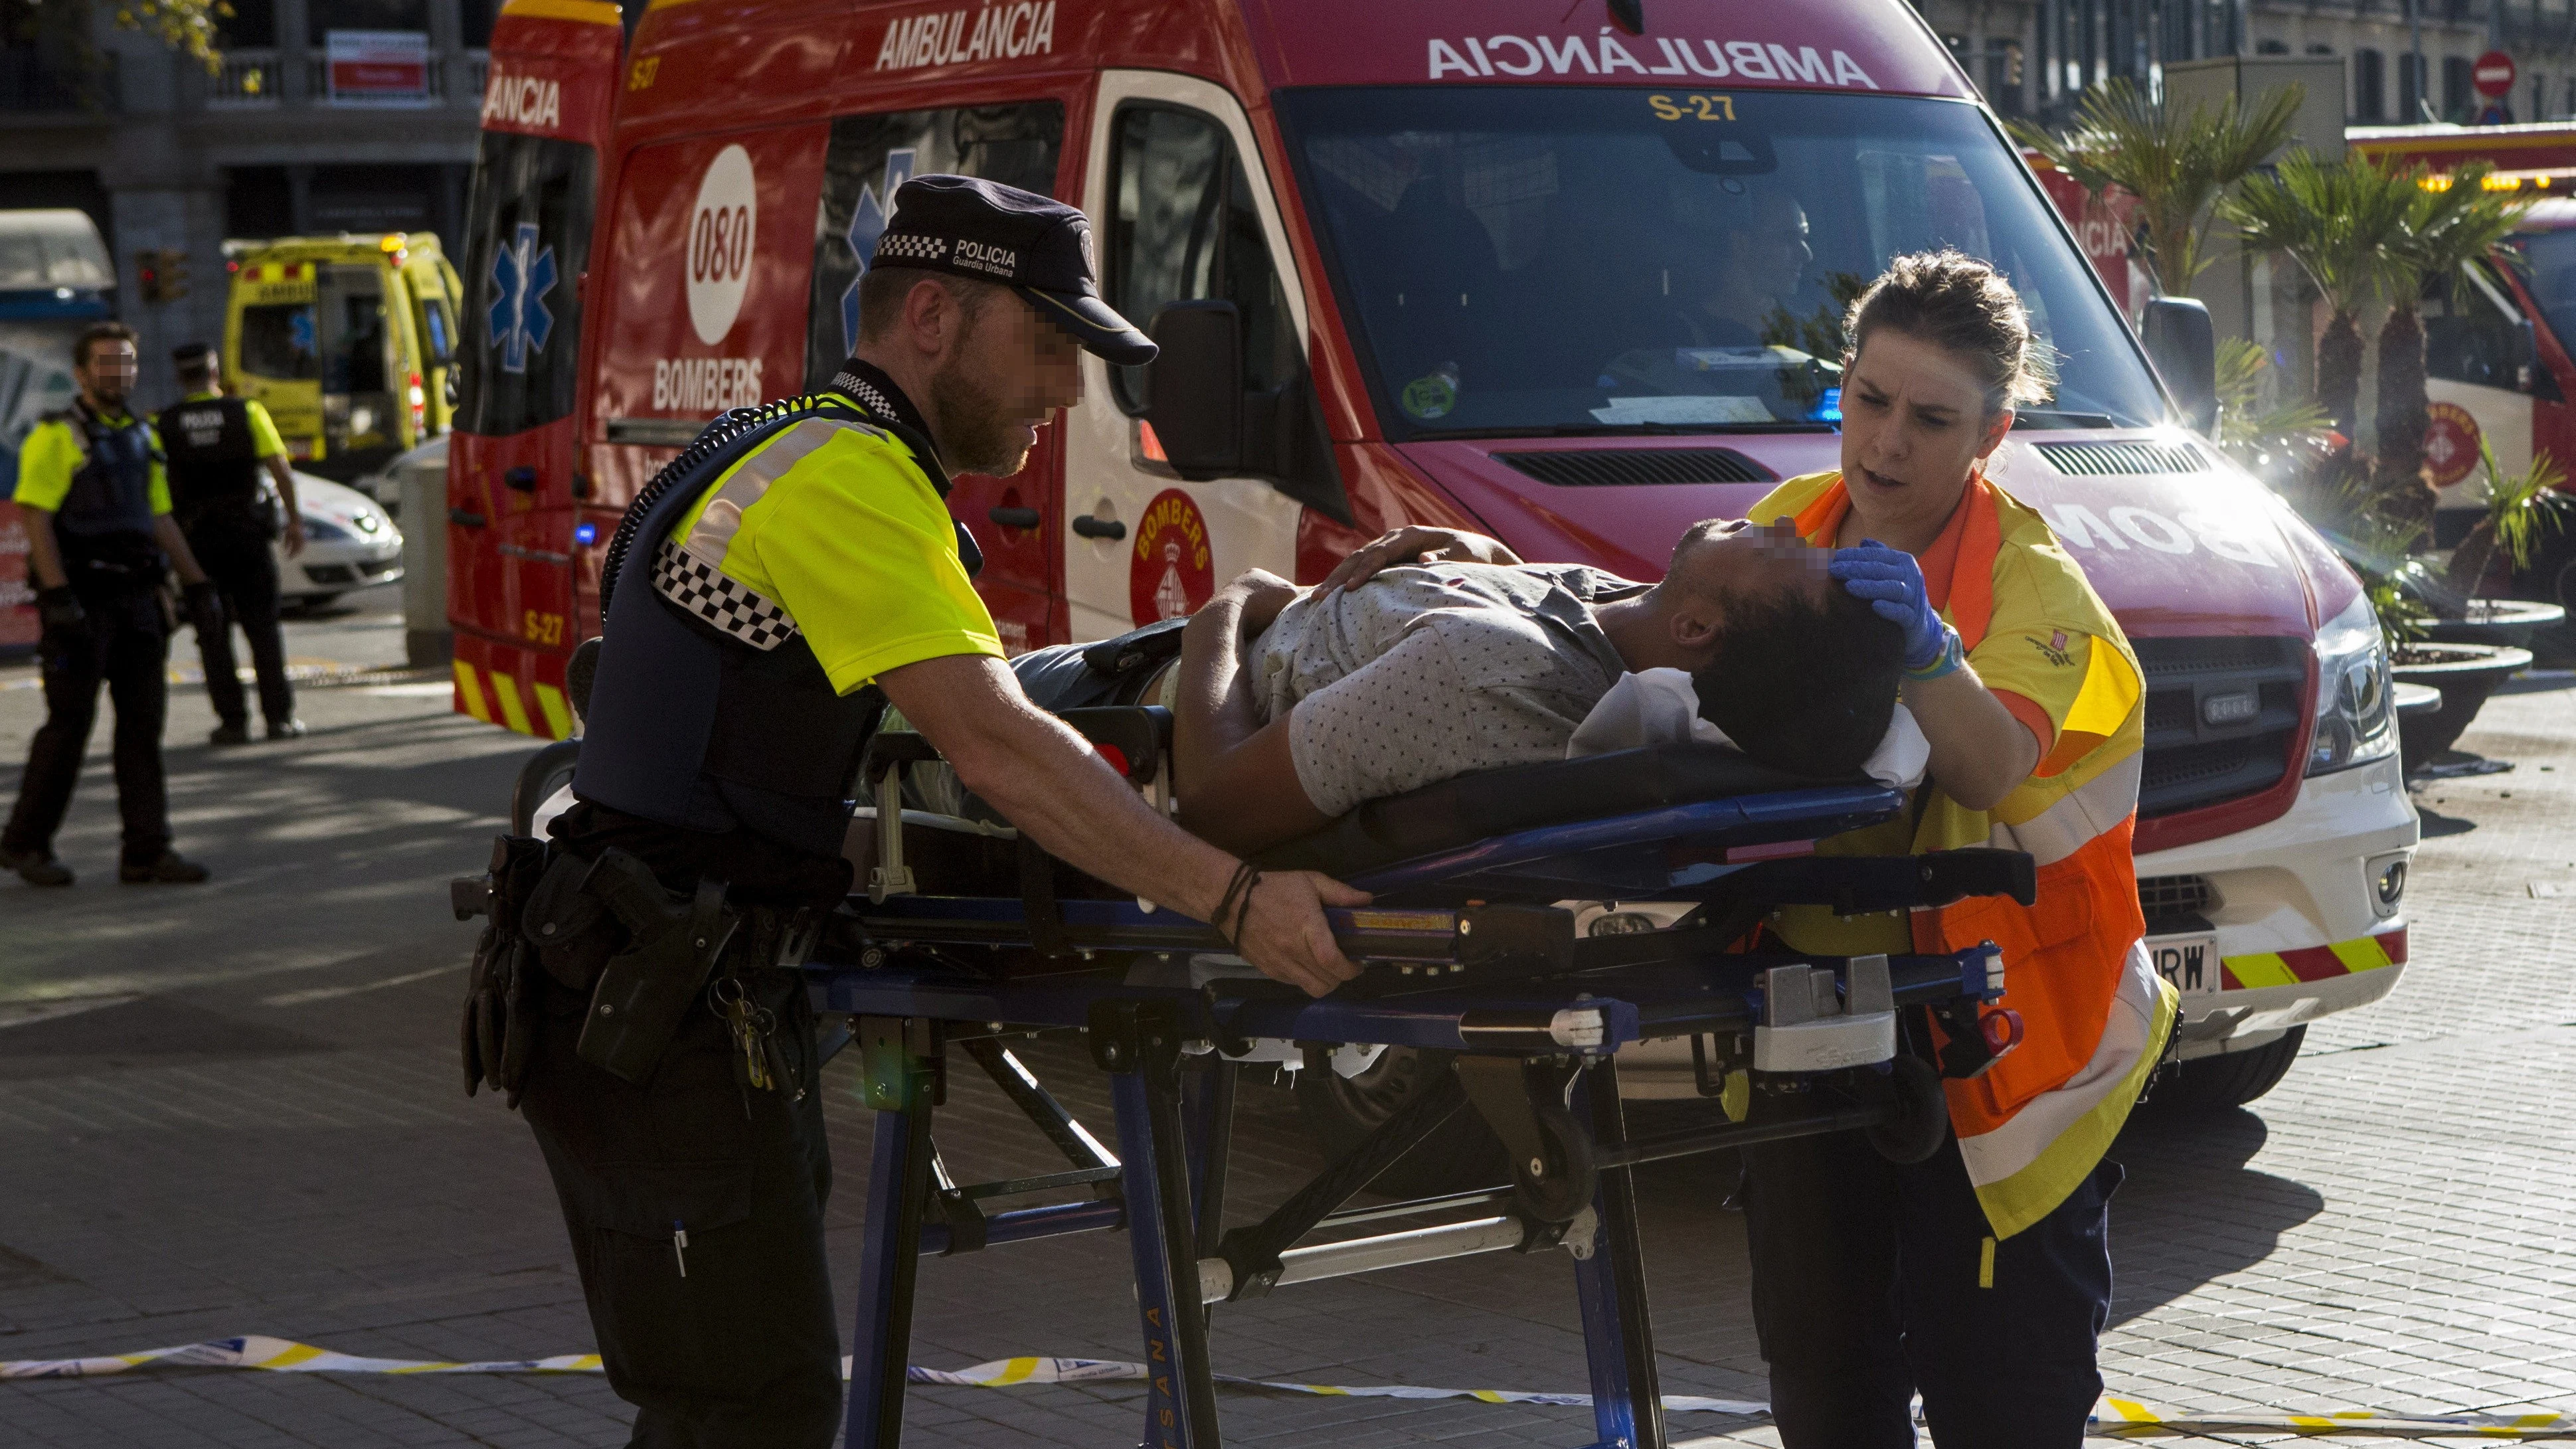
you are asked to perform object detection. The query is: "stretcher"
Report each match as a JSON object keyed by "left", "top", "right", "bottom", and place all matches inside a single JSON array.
[{"left": 803, "top": 704, "right": 2037, "bottom": 1449}]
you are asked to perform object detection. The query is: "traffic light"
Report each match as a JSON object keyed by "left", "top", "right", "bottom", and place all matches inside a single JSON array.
[{"left": 133, "top": 248, "right": 190, "bottom": 305}]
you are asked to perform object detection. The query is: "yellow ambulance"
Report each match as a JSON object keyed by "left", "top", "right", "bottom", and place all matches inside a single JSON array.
[{"left": 222, "top": 232, "right": 466, "bottom": 481}]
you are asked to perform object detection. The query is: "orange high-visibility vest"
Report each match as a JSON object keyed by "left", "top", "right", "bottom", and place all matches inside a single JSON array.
[{"left": 1750, "top": 471, "right": 2178, "bottom": 1239}]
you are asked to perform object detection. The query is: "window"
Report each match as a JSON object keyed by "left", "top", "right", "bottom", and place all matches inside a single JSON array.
[
  {"left": 802, "top": 102, "right": 1064, "bottom": 390},
  {"left": 454, "top": 129, "right": 596, "bottom": 436},
  {"left": 239, "top": 303, "right": 319, "bottom": 381},
  {"left": 420, "top": 296, "right": 456, "bottom": 365},
  {"left": 307, "top": 0, "right": 426, "bottom": 44},
  {"left": 2425, "top": 261, "right": 2528, "bottom": 391},
  {"left": 2356, "top": 50, "right": 2385, "bottom": 122},
  {"left": 218, "top": 0, "right": 276, "bottom": 48},
  {"left": 2401, "top": 53, "right": 2426, "bottom": 120},
  {"left": 319, "top": 266, "right": 390, "bottom": 396},
  {"left": 1984, "top": 40, "right": 2025, "bottom": 117},
  {"left": 1105, "top": 106, "right": 1299, "bottom": 416},
  {"left": 2256, "top": 39, "right": 2288, "bottom": 55},
  {"left": 458, "top": 0, "right": 497, "bottom": 48},
  {"left": 2445, "top": 54, "right": 2474, "bottom": 120},
  {"left": 1276, "top": 86, "right": 2165, "bottom": 438}
]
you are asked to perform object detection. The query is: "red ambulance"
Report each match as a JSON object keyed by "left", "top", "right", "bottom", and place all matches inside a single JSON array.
[
  {"left": 2351, "top": 123, "right": 2576, "bottom": 609},
  {"left": 450, "top": 0, "right": 2417, "bottom": 1110}
]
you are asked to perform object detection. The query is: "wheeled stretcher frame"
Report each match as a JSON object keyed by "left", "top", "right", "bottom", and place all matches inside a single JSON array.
[{"left": 806, "top": 707, "right": 2034, "bottom": 1449}]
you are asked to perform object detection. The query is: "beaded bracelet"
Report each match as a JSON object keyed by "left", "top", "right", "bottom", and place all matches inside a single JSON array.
[{"left": 1211, "top": 860, "right": 1264, "bottom": 952}]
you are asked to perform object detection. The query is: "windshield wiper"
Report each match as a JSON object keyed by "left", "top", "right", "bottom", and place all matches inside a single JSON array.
[{"left": 2011, "top": 408, "right": 2118, "bottom": 430}]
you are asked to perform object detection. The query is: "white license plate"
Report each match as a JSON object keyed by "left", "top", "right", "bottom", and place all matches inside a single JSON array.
[{"left": 2148, "top": 932, "right": 2224, "bottom": 996}]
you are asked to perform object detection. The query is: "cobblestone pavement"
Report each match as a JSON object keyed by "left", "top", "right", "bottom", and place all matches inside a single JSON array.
[{"left": 3, "top": 602, "right": 2573, "bottom": 1446}]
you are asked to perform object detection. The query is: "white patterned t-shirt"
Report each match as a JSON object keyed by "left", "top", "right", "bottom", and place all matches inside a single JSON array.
[{"left": 1252, "top": 562, "right": 1643, "bottom": 817}]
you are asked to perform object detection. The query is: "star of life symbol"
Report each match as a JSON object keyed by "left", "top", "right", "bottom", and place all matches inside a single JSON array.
[
  {"left": 841, "top": 148, "right": 919, "bottom": 353},
  {"left": 488, "top": 221, "right": 557, "bottom": 375}
]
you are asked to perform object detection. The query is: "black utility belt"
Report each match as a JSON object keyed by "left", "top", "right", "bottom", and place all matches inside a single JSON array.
[{"left": 458, "top": 838, "right": 822, "bottom": 1104}]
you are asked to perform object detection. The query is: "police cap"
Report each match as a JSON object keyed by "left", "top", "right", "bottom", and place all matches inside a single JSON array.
[
  {"left": 871, "top": 174, "right": 1156, "bottom": 367},
  {"left": 171, "top": 341, "right": 216, "bottom": 368}
]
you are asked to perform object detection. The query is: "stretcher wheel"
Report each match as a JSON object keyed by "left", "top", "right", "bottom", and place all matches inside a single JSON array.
[{"left": 1866, "top": 1055, "right": 1949, "bottom": 1165}]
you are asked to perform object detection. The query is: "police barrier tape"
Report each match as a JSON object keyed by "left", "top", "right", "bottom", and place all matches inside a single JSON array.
[{"left": 5, "top": 1338, "right": 2575, "bottom": 1438}]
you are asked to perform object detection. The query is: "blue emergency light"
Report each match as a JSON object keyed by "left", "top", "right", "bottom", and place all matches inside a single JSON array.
[{"left": 574, "top": 521, "right": 598, "bottom": 547}]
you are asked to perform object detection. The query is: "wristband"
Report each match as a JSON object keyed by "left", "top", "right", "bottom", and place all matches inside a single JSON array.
[{"left": 1904, "top": 626, "right": 1966, "bottom": 683}]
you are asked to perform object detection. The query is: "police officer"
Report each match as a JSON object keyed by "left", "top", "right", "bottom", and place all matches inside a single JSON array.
[
  {"left": 2, "top": 322, "right": 223, "bottom": 887},
  {"left": 160, "top": 341, "right": 309, "bottom": 744},
  {"left": 507, "top": 177, "right": 1365, "bottom": 1446}
]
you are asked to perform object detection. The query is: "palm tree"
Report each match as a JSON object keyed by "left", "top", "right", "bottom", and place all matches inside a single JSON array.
[
  {"left": 2441, "top": 436, "right": 2571, "bottom": 601},
  {"left": 2373, "top": 163, "right": 2536, "bottom": 509},
  {"left": 2012, "top": 78, "right": 2302, "bottom": 295},
  {"left": 2221, "top": 151, "right": 2419, "bottom": 440}
]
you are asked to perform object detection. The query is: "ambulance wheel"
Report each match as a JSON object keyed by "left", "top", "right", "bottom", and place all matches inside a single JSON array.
[
  {"left": 2144, "top": 1026, "right": 2304, "bottom": 1113},
  {"left": 1865, "top": 1055, "right": 1950, "bottom": 1165},
  {"left": 1293, "top": 1046, "right": 1509, "bottom": 1199}
]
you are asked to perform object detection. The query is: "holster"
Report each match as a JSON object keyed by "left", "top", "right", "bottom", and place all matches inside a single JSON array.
[
  {"left": 458, "top": 834, "right": 549, "bottom": 1106},
  {"left": 574, "top": 849, "right": 740, "bottom": 1084}
]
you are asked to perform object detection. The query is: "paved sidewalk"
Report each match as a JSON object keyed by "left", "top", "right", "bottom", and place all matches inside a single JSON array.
[{"left": 2, "top": 608, "right": 2573, "bottom": 1445}]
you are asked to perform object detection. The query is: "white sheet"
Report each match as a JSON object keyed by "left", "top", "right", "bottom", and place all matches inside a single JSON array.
[{"left": 1566, "top": 667, "right": 1929, "bottom": 790}]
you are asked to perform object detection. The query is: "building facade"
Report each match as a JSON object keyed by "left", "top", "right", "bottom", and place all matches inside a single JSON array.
[
  {"left": 1, "top": 0, "right": 516, "bottom": 401},
  {"left": 1918, "top": 0, "right": 2576, "bottom": 129}
]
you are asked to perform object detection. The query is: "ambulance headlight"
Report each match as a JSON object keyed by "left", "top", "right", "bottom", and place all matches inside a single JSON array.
[{"left": 2306, "top": 591, "right": 2396, "bottom": 776}]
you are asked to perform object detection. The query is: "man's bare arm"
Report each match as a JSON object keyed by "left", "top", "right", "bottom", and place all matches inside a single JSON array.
[
  {"left": 265, "top": 455, "right": 306, "bottom": 557},
  {"left": 20, "top": 506, "right": 65, "bottom": 590},
  {"left": 877, "top": 652, "right": 1361, "bottom": 996},
  {"left": 1171, "top": 578, "right": 1331, "bottom": 854}
]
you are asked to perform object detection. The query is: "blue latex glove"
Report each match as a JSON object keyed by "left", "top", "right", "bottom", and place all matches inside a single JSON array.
[{"left": 1830, "top": 540, "right": 1948, "bottom": 671}]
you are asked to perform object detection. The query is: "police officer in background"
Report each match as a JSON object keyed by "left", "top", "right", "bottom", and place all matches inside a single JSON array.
[
  {"left": 161, "top": 341, "right": 309, "bottom": 744},
  {"left": 488, "top": 177, "right": 1365, "bottom": 1446},
  {"left": 1, "top": 322, "right": 223, "bottom": 887}
]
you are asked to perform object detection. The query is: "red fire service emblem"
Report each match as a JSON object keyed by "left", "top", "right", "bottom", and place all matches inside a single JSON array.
[
  {"left": 1130, "top": 488, "right": 1214, "bottom": 626},
  {"left": 2423, "top": 402, "right": 2483, "bottom": 489}
]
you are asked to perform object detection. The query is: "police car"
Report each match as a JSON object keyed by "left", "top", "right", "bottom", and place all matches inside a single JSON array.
[{"left": 279, "top": 472, "right": 403, "bottom": 608}]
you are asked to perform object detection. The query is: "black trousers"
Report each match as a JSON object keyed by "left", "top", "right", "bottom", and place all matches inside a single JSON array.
[
  {"left": 520, "top": 968, "right": 843, "bottom": 1448},
  {"left": 1741, "top": 1118, "right": 2120, "bottom": 1448},
  {"left": 3, "top": 588, "right": 172, "bottom": 865},
  {"left": 186, "top": 521, "right": 293, "bottom": 728}
]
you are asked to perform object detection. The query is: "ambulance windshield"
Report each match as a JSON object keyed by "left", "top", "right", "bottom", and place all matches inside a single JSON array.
[{"left": 1274, "top": 87, "right": 2165, "bottom": 439}]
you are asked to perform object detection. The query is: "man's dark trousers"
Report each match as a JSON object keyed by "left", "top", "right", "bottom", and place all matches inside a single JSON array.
[
  {"left": 520, "top": 965, "right": 843, "bottom": 1448},
  {"left": 1741, "top": 1118, "right": 2121, "bottom": 1448},
  {"left": 2, "top": 588, "right": 174, "bottom": 866},
  {"left": 185, "top": 516, "right": 293, "bottom": 728}
]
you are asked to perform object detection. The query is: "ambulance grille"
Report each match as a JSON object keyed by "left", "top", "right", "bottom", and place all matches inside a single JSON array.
[
  {"left": 1492, "top": 448, "right": 1776, "bottom": 487},
  {"left": 2033, "top": 440, "right": 2210, "bottom": 476},
  {"left": 2134, "top": 635, "right": 2307, "bottom": 818},
  {"left": 2137, "top": 873, "right": 2219, "bottom": 922}
]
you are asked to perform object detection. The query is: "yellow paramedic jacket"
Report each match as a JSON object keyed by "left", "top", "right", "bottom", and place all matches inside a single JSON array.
[{"left": 1749, "top": 470, "right": 2178, "bottom": 1238}]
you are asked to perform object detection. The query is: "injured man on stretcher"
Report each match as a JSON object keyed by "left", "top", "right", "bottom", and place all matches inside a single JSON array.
[{"left": 895, "top": 519, "right": 1909, "bottom": 859}]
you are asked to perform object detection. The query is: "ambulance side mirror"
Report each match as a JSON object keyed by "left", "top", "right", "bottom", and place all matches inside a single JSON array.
[
  {"left": 2140, "top": 298, "right": 2218, "bottom": 437},
  {"left": 1145, "top": 300, "right": 1245, "bottom": 479}
]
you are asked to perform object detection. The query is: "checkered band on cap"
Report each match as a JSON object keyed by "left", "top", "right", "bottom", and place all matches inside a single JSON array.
[
  {"left": 654, "top": 539, "right": 798, "bottom": 651},
  {"left": 872, "top": 233, "right": 949, "bottom": 264}
]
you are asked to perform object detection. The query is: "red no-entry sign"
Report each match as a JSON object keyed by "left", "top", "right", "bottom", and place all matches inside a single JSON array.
[{"left": 2476, "top": 50, "right": 2518, "bottom": 98}]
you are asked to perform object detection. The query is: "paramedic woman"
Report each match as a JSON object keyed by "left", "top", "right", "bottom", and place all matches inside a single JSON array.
[{"left": 1741, "top": 250, "right": 2174, "bottom": 1447}]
